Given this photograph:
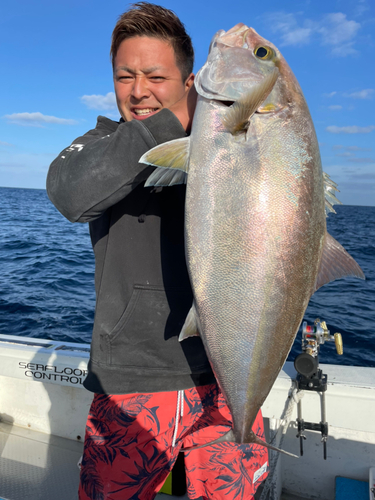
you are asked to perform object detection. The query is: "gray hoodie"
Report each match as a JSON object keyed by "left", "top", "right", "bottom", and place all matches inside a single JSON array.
[{"left": 47, "top": 109, "right": 214, "bottom": 394}]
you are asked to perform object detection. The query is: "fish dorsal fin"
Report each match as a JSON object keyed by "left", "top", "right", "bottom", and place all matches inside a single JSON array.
[
  {"left": 178, "top": 303, "right": 200, "bottom": 341},
  {"left": 222, "top": 68, "right": 279, "bottom": 135},
  {"left": 323, "top": 172, "right": 342, "bottom": 216},
  {"left": 140, "top": 137, "right": 190, "bottom": 187},
  {"left": 315, "top": 232, "right": 365, "bottom": 291}
]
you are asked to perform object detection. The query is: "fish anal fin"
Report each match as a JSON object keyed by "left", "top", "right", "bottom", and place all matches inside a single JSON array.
[
  {"left": 222, "top": 68, "right": 279, "bottom": 135},
  {"left": 179, "top": 304, "right": 200, "bottom": 341},
  {"left": 140, "top": 137, "right": 190, "bottom": 187},
  {"left": 315, "top": 233, "right": 365, "bottom": 291}
]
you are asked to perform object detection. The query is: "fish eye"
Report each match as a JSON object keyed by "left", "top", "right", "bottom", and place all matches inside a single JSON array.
[{"left": 254, "top": 46, "right": 273, "bottom": 60}]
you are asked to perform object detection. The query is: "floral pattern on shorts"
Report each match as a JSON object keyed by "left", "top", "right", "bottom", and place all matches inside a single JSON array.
[{"left": 79, "top": 384, "right": 268, "bottom": 500}]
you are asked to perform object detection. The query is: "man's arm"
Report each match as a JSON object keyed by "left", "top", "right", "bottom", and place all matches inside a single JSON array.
[{"left": 46, "top": 109, "right": 186, "bottom": 223}]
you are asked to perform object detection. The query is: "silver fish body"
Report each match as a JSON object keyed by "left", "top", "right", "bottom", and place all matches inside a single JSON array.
[
  {"left": 141, "top": 24, "right": 364, "bottom": 448},
  {"left": 186, "top": 48, "right": 324, "bottom": 444}
]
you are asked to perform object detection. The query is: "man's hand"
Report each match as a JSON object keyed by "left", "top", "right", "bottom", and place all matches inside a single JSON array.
[{"left": 169, "top": 84, "right": 197, "bottom": 134}]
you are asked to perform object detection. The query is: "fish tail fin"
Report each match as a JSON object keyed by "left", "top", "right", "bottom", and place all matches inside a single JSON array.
[{"left": 181, "top": 429, "right": 298, "bottom": 458}]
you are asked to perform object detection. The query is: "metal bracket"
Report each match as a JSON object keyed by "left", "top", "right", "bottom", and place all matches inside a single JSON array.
[{"left": 296, "top": 372, "right": 329, "bottom": 460}]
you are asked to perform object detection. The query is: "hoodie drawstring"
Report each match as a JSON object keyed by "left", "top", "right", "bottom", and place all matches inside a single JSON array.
[{"left": 172, "top": 389, "right": 184, "bottom": 448}]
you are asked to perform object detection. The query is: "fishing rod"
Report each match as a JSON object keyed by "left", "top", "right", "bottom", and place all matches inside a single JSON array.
[{"left": 294, "top": 319, "right": 343, "bottom": 460}]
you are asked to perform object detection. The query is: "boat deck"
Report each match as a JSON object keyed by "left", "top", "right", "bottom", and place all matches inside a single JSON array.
[
  {"left": 0, "top": 421, "right": 190, "bottom": 500},
  {"left": 2, "top": 335, "right": 374, "bottom": 500},
  {"left": 0, "top": 421, "right": 309, "bottom": 500},
  {"left": 0, "top": 421, "right": 82, "bottom": 500}
]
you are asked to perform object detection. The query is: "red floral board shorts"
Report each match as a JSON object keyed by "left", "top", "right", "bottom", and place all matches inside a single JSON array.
[{"left": 78, "top": 383, "right": 268, "bottom": 500}]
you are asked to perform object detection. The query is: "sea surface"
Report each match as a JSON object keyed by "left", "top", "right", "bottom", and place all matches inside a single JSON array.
[{"left": 0, "top": 186, "right": 374, "bottom": 367}]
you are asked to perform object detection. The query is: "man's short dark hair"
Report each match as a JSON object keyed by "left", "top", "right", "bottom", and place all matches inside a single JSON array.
[{"left": 111, "top": 2, "right": 194, "bottom": 81}]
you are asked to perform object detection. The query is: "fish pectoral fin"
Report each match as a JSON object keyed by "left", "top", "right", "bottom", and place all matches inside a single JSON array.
[
  {"left": 145, "top": 167, "right": 188, "bottom": 187},
  {"left": 178, "top": 304, "right": 200, "bottom": 341},
  {"left": 140, "top": 137, "right": 190, "bottom": 187},
  {"left": 315, "top": 232, "right": 365, "bottom": 291},
  {"left": 222, "top": 67, "right": 279, "bottom": 135},
  {"left": 323, "top": 172, "right": 342, "bottom": 216}
]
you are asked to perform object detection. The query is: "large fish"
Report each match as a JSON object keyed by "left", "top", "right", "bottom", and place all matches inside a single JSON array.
[{"left": 140, "top": 24, "right": 365, "bottom": 453}]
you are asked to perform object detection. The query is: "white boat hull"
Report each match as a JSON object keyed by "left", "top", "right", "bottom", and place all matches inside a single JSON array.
[{"left": 1, "top": 334, "right": 374, "bottom": 500}]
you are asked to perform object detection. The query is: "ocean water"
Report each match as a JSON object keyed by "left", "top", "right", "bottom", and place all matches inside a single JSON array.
[
  {"left": 0, "top": 187, "right": 95, "bottom": 344},
  {"left": 0, "top": 186, "right": 374, "bottom": 367}
]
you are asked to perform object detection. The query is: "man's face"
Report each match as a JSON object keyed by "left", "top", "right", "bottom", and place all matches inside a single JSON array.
[{"left": 114, "top": 36, "right": 193, "bottom": 122}]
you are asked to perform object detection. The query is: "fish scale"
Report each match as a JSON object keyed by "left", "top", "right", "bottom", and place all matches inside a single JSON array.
[
  {"left": 188, "top": 87, "right": 320, "bottom": 445},
  {"left": 141, "top": 23, "right": 365, "bottom": 454}
]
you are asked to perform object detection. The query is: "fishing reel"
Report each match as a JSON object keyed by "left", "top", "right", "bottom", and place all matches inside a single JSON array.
[
  {"left": 294, "top": 319, "right": 343, "bottom": 460},
  {"left": 294, "top": 319, "right": 343, "bottom": 386}
]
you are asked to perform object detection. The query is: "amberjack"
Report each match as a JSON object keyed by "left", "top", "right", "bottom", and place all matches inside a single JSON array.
[{"left": 140, "top": 24, "right": 365, "bottom": 455}]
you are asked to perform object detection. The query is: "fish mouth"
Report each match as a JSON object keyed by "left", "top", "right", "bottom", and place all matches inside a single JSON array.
[
  {"left": 214, "top": 99, "right": 235, "bottom": 107},
  {"left": 217, "top": 99, "right": 284, "bottom": 113}
]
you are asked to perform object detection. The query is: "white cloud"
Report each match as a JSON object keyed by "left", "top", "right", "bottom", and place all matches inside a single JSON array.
[
  {"left": 345, "top": 89, "right": 374, "bottom": 99},
  {"left": 266, "top": 11, "right": 360, "bottom": 56},
  {"left": 333, "top": 145, "right": 372, "bottom": 152},
  {"left": 265, "top": 13, "right": 312, "bottom": 46},
  {"left": 324, "top": 91, "right": 337, "bottom": 98},
  {"left": 354, "top": 0, "right": 370, "bottom": 18},
  {"left": 348, "top": 157, "right": 375, "bottom": 163},
  {"left": 0, "top": 150, "right": 56, "bottom": 190},
  {"left": 348, "top": 173, "right": 375, "bottom": 181},
  {"left": 330, "top": 44, "right": 357, "bottom": 57},
  {"left": 336, "top": 152, "right": 352, "bottom": 157},
  {"left": 318, "top": 13, "right": 360, "bottom": 54},
  {"left": 81, "top": 92, "right": 117, "bottom": 110},
  {"left": 346, "top": 146, "right": 372, "bottom": 151},
  {"left": 329, "top": 105, "right": 342, "bottom": 110},
  {"left": 4, "top": 112, "right": 77, "bottom": 127},
  {"left": 326, "top": 125, "right": 375, "bottom": 134},
  {"left": 103, "top": 111, "right": 121, "bottom": 120},
  {"left": 0, "top": 140, "right": 14, "bottom": 146},
  {"left": 282, "top": 27, "right": 312, "bottom": 46}
]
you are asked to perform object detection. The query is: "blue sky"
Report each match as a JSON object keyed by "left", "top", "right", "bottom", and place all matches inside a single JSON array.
[{"left": 1, "top": 0, "right": 374, "bottom": 205}]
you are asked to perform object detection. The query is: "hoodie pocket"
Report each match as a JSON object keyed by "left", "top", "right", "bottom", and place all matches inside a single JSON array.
[{"left": 105, "top": 284, "right": 194, "bottom": 370}]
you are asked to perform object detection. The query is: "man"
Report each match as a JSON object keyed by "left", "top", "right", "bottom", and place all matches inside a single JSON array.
[{"left": 47, "top": 3, "right": 268, "bottom": 499}]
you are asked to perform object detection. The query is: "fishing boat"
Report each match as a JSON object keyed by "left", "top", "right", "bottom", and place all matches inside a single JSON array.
[{"left": 0, "top": 332, "right": 374, "bottom": 500}]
